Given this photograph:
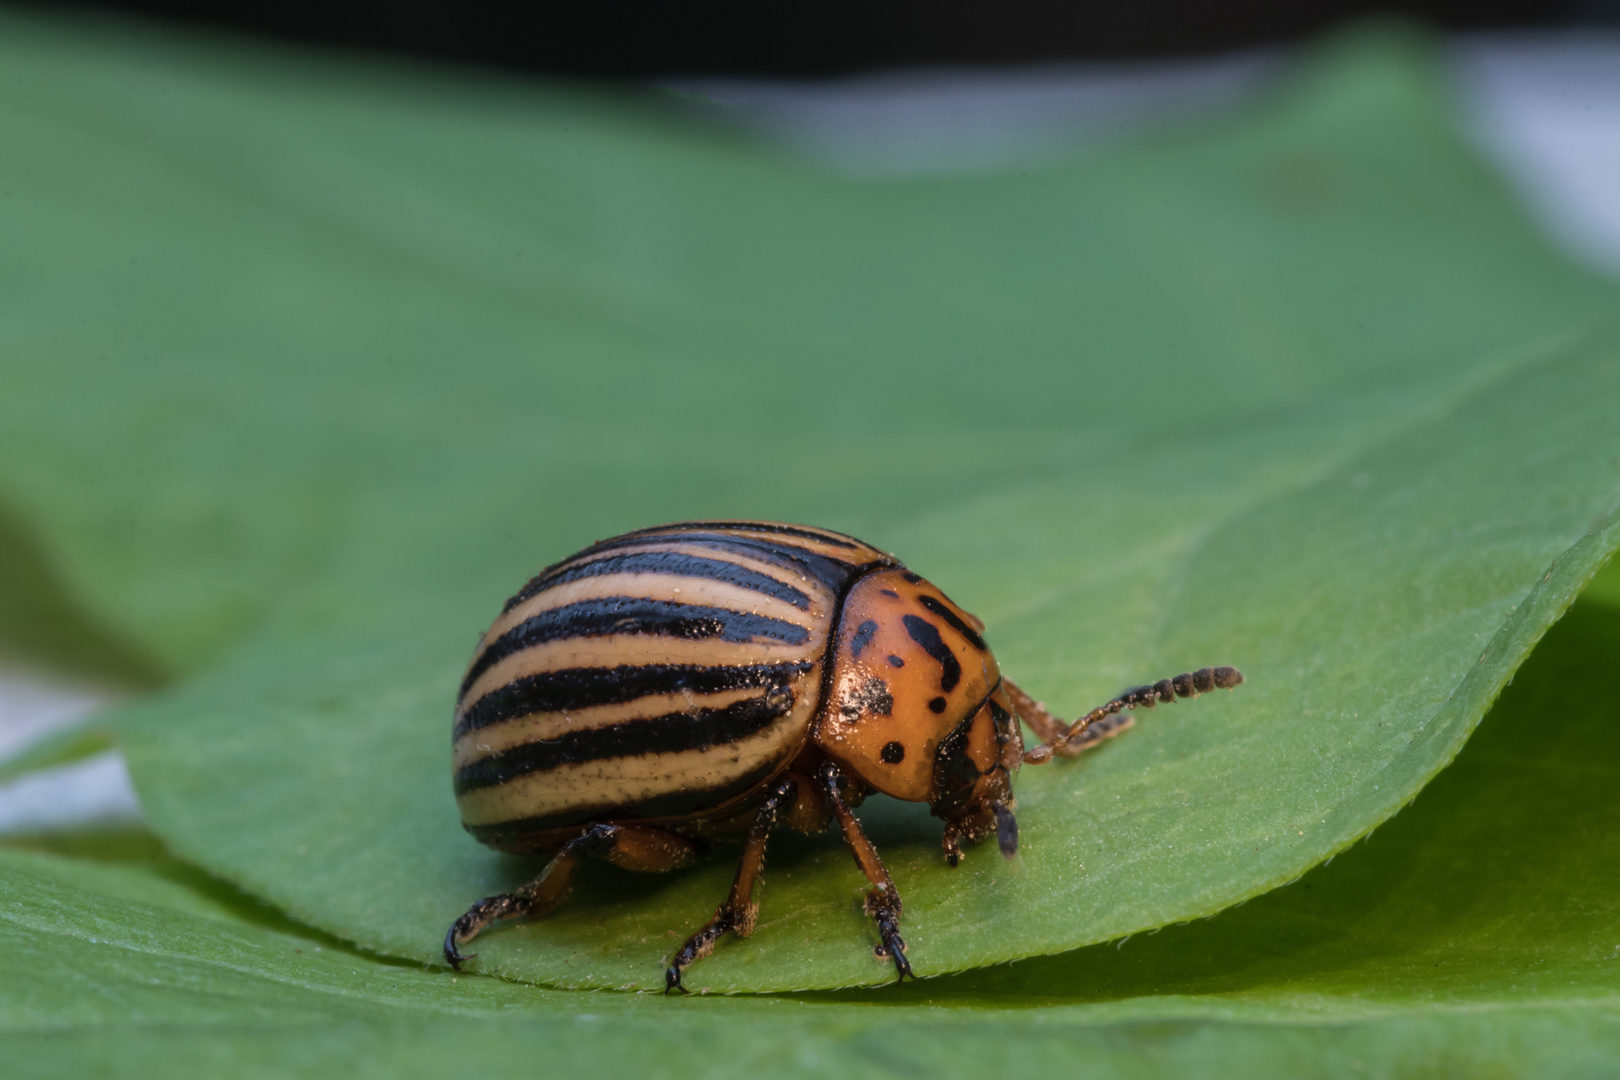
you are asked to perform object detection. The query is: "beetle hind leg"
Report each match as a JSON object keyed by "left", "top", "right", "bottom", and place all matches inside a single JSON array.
[
  {"left": 445, "top": 823, "right": 696, "bottom": 971},
  {"left": 666, "top": 776, "right": 799, "bottom": 994}
]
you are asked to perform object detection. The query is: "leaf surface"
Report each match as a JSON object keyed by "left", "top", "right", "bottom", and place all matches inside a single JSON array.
[
  {"left": 0, "top": 15, "right": 1617, "bottom": 992},
  {"left": 9, "top": 598, "right": 1620, "bottom": 1075}
]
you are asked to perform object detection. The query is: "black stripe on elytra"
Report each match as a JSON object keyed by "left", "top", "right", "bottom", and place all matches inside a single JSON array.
[
  {"left": 463, "top": 758, "right": 782, "bottom": 841},
  {"left": 460, "top": 597, "right": 811, "bottom": 699},
  {"left": 455, "top": 660, "right": 814, "bottom": 739},
  {"left": 455, "top": 691, "right": 796, "bottom": 795},
  {"left": 849, "top": 619, "right": 878, "bottom": 658},
  {"left": 902, "top": 614, "right": 961, "bottom": 692},
  {"left": 623, "top": 521, "right": 862, "bottom": 550},
  {"left": 917, "top": 594, "right": 988, "bottom": 651},
  {"left": 569, "top": 532, "right": 859, "bottom": 595},
  {"left": 503, "top": 550, "right": 811, "bottom": 614}
]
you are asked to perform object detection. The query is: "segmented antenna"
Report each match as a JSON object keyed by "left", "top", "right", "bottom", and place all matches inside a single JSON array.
[{"left": 1024, "top": 666, "right": 1243, "bottom": 762}]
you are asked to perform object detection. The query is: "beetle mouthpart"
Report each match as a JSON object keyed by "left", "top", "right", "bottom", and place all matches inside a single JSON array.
[{"left": 990, "top": 801, "right": 1019, "bottom": 858}]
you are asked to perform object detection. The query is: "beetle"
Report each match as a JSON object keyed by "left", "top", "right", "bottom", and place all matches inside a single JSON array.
[{"left": 445, "top": 520, "right": 1242, "bottom": 990}]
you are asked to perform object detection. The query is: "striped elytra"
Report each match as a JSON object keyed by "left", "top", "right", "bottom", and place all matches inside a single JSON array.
[
  {"left": 452, "top": 521, "right": 894, "bottom": 850},
  {"left": 445, "top": 519, "right": 1245, "bottom": 991}
]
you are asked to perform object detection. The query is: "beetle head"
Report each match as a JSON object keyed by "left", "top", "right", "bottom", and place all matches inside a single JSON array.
[{"left": 929, "top": 682, "right": 1023, "bottom": 863}]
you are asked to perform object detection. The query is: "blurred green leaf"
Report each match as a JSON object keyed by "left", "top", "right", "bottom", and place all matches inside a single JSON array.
[
  {"left": 1, "top": 14, "right": 1618, "bottom": 997},
  {"left": 1582, "top": 555, "right": 1620, "bottom": 609},
  {"left": 10, "top": 599, "right": 1620, "bottom": 1076},
  {"left": 0, "top": 724, "right": 117, "bottom": 786}
]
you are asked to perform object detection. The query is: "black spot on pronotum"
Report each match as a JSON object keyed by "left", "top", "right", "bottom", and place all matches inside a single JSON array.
[
  {"left": 916, "top": 594, "right": 987, "bottom": 652},
  {"left": 839, "top": 676, "right": 894, "bottom": 721},
  {"left": 849, "top": 619, "right": 878, "bottom": 658},
  {"left": 886, "top": 654, "right": 904, "bottom": 668},
  {"left": 902, "top": 614, "right": 961, "bottom": 692},
  {"left": 901, "top": 572, "right": 923, "bottom": 584},
  {"left": 928, "top": 696, "right": 947, "bottom": 714},
  {"left": 880, "top": 741, "right": 906, "bottom": 764},
  {"left": 880, "top": 589, "right": 900, "bottom": 599}
]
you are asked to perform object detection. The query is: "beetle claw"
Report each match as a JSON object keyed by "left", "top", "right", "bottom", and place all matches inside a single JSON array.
[
  {"left": 877, "top": 936, "right": 914, "bottom": 983},
  {"left": 664, "top": 965, "right": 690, "bottom": 995},
  {"left": 443, "top": 926, "right": 474, "bottom": 971},
  {"left": 864, "top": 890, "right": 913, "bottom": 984}
]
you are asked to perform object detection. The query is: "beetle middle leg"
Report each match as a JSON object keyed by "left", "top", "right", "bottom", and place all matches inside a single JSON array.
[
  {"left": 666, "top": 776, "right": 800, "bottom": 994},
  {"left": 819, "top": 762, "right": 913, "bottom": 983},
  {"left": 445, "top": 823, "right": 697, "bottom": 970}
]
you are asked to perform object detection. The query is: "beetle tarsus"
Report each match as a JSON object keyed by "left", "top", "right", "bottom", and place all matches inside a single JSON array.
[
  {"left": 443, "top": 925, "right": 474, "bottom": 971},
  {"left": 865, "top": 887, "right": 913, "bottom": 982},
  {"left": 442, "top": 892, "right": 529, "bottom": 970},
  {"left": 822, "top": 762, "right": 916, "bottom": 982},
  {"left": 441, "top": 825, "right": 625, "bottom": 969},
  {"left": 665, "top": 777, "right": 797, "bottom": 989},
  {"left": 666, "top": 912, "right": 731, "bottom": 993}
]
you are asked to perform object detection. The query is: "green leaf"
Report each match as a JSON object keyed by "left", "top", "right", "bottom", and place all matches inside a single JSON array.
[
  {"left": 113, "top": 327, "right": 1620, "bottom": 994},
  {"left": 9, "top": 598, "right": 1620, "bottom": 1076},
  {"left": 3, "top": 14, "right": 1619, "bottom": 994},
  {"left": 0, "top": 723, "right": 117, "bottom": 786},
  {"left": 1582, "top": 553, "right": 1620, "bottom": 609}
]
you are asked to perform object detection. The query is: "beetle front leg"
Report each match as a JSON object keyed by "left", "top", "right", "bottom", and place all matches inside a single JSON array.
[
  {"left": 666, "top": 777, "right": 798, "bottom": 994},
  {"left": 819, "top": 762, "right": 913, "bottom": 983}
]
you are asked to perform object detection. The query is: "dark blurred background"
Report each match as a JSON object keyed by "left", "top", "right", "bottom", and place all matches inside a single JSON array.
[{"left": 15, "top": 0, "right": 1614, "bottom": 75}]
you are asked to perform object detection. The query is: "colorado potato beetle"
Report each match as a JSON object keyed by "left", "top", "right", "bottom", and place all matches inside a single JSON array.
[{"left": 446, "top": 520, "right": 1242, "bottom": 990}]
